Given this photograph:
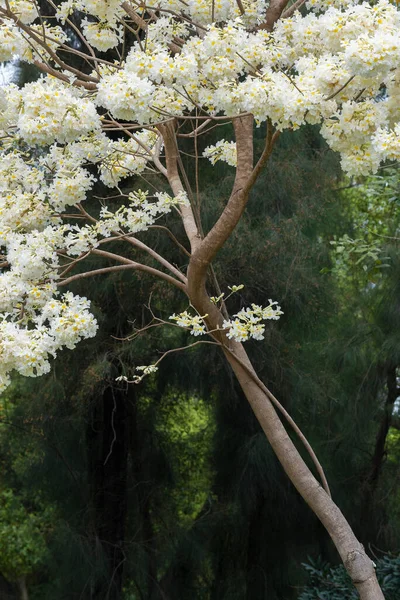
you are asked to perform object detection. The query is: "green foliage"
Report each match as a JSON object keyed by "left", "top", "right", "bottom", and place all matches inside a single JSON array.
[
  {"left": 377, "top": 554, "right": 400, "bottom": 598},
  {"left": 299, "top": 554, "right": 400, "bottom": 600},
  {"left": 299, "top": 557, "right": 358, "bottom": 600},
  {"left": 155, "top": 391, "right": 216, "bottom": 525},
  {"left": 0, "top": 488, "right": 53, "bottom": 582},
  {"left": 330, "top": 234, "right": 390, "bottom": 278}
]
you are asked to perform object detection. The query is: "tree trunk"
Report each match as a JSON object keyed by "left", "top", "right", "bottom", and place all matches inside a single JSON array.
[
  {"left": 223, "top": 340, "right": 384, "bottom": 600},
  {"left": 368, "top": 366, "right": 397, "bottom": 487},
  {"left": 163, "top": 114, "right": 385, "bottom": 599},
  {"left": 86, "top": 384, "right": 129, "bottom": 599},
  {"left": 359, "top": 366, "right": 398, "bottom": 545},
  {"left": 189, "top": 289, "right": 384, "bottom": 600},
  {"left": 16, "top": 578, "right": 29, "bottom": 600}
]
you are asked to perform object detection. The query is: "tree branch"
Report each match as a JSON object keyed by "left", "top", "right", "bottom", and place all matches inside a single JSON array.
[
  {"left": 188, "top": 117, "right": 279, "bottom": 297},
  {"left": 259, "top": 0, "right": 291, "bottom": 31},
  {"left": 221, "top": 342, "right": 331, "bottom": 495},
  {"left": 158, "top": 120, "right": 202, "bottom": 252},
  {"left": 75, "top": 204, "right": 187, "bottom": 282},
  {"left": 282, "top": 0, "right": 306, "bottom": 18},
  {"left": 123, "top": 236, "right": 188, "bottom": 283},
  {"left": 58, "top": 264, "right": 142, "bottom": 286},
  {"left": 149, "top": 225, "right": 191, "bottom": 257},
  {"left": 59, "top": 248, "right": 187, "bottom": 291}
]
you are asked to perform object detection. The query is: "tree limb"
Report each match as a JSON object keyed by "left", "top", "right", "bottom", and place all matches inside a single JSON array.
[
  {"left": 65, "top": 248, "right": 188, "bottom": 291},
  {"left": 282, "top": 0, "right": 306, "bottom": 19},
  {"left": 188, "top": 117, "right": 279, "bottom": 295},
  {"left": 158, "top": 120, "right": 202, "bottom": 252},
  {"left": 259, "top": 0, "right": 291, "bottom": 31}
]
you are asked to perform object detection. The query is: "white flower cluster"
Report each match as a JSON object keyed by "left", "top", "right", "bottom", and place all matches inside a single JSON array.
[
  {"left": 168, "top": 298, "right": 282, "bottom": 342},
  {"left": 373, "top": 124, "right": 400, "bottom": 163},
  {"left": 203, "top": 140, "right": 237, "bottom": 166},
  {"left": 116, "top": 364, "right": 158, "bottom": 384},
  {"left": 145, "top": 17, "right": 191, "bottom": 50},
  {"left": 0, "top": 19, "right": 29, "bottom": 63},
  {"left": 0, "top": 221, "right": 98, "bottom": 390},
  {"left": 0, "top": 17, "right": 67, "bottom": 64},
  {"left": 147, "top": 0, "right": 267, "bottom": 27},
  {"left": 169, "top": 311, "right": 208, "bottom": 336},
  {"left": 132, "top": 364, "right": 159, "bottom": 383},
  {"left": 93, "top": 0, "right": 400, "bottom": 174},
  {"left": 56, "top": 0, "right": 124, "bottom": 50},
  {"left": 306, "top": 0, "right": 360, "bottom": 13},
  {"left": 0, "top": 84, "right": 21, "bottom": 132},
  {"left": 97, "top": 190, "right": 189, "bottom": 237},
  {"left": 0, "top": 143, "right": 96, "bottom": 236},
  {"left": 0, "top": 0, "right": 38, "bottom": 24},
  {"left": 0, "top": 150, "right": 52, "bottom": 235},
  {"left": 43, "top": 146, "right": 97, "bottom": 212},
  {"left": 96, "top": 66, "right": 190, "bottom": 124},
  {"left": 223, "top": 301, "right": 283, "bottom": 342},
  {"left": 16, "top": 78, "right": 101, "bottom": 146},
  {"left": 0, "top": 292, "right": 97, "bottom": 392},
  {"left": 99, "top": 131, "right": 158, "bottom": 187},
  {"left": 81, "top": 19, "right": 123, "bottom": 52}
]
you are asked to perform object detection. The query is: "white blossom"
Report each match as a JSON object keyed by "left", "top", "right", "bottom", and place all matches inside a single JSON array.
[
  {"left": 0, "top": 0, "right": 38, "bottom": 24},
  {"left": 17, "top": 78, "right": 101, "bottom": 146},
  {"left": 81, "top": 19, "right": 123, "bottom": 52},
  {"left": 223, "top": 301, "right": 283, "bottom": 342},
  {"left": 1, "top": 0, "right": 400, "bottom": 392},
  {"left": 203, "top": 141, "right": 237, "bottom": 166},
  {"left": 169, "top": 311, "right": 208, "bottom": 336}
]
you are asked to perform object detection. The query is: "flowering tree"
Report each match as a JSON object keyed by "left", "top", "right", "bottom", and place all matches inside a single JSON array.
[{"left": 1, "top": 0, "right": 400, "bottom": 596}]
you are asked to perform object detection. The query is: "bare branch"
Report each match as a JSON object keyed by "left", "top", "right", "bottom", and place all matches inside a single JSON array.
[
  {"left": 91, "top": 248, "right": 187, "bottom": 290},
  {"left": 58, "top": 247, "right": 186, "bottom": 290},
  {"left": 76, "top": 203, "right": 187, "bottom": 282},
  {"left": 32, "top": 60, "right": 97, "bottom": 90},
  {"left": 324, "top": 75, "right": 356, "bottom": 101},
  {"left": 58, "top": 264, "right": 143, "bottom": 286},
  {"left": 149, "top": 225, "right": 191, "bottom": 257},
  {"left": 123, "top": 236, "right": 188, "bottom": 283},
  {"left": 158, "top": 120, "right": 202, "bottom": 251},
  {"left": 152, "top": 339, "right": 220, "bottom": 369},
  {"left": 282, "top": 0, "right": 306, "bottom": 18},
  {"left": 177, "top": 119, "right": 212, "bottom": 138}
]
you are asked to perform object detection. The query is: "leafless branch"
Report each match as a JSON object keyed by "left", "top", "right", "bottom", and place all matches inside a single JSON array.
[{"left": 282, "top": 0, "right": 306, "bottom": 18}]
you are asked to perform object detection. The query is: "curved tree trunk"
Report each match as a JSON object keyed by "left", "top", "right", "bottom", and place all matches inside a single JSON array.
[
  {"left": 222, "top": 340, "right": 384, "bottom": 600},
  {"left": 161, "top": 115, "right": 385, "bottom": 599},
  {"left": 188, "top": 288, "right": 384, "bottom": 600}
]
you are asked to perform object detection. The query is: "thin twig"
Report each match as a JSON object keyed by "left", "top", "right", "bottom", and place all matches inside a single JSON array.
[{"left": 324, "top": 75, "right": 355, "bottom": 101}]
